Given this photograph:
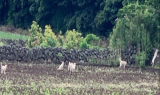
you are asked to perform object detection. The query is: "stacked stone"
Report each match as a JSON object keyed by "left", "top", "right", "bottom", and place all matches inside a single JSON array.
[{"left": 0, "top": 44, "right": 137, "bottom": 65}]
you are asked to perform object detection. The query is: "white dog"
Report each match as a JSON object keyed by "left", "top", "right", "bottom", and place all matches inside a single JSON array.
[
  {"left": 119, "top": 57, "right": 127, "bottom": 70},
  {"left": 70, "top": 63, "right": 76, "bottom": 73},
  {"left": 68, "top": 62, "right": 72, "bottom": 71},
  {"left": 57, "top": 61, "right": 64, "bottom": 70},
  {"left": 1, "top": 63, "right": 7, "bottom": 74},
  {"left": 151, "top": 49, "right": 159, "bottom": 66},
  {"left": 68, "top": 62, "right": 76, "bottom": 73}
]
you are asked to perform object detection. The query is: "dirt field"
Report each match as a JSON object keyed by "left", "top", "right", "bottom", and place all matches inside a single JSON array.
[{"left": 0, "top": 61, "right": 159, "bottom": 95}]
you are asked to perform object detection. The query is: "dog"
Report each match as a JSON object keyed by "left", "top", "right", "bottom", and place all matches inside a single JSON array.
[
  {"left": 151, "top": 49, "right": 159, "bottom": 66},
  {"left": 57, "top": 61, "right": 64, "bottom": 70},
  {"left": 119, "top": 57, "right": 127, "bottom": 70},
  {"left": 68, "top": 62, "right": 76, "bottom": 73},
  {"left": 1, "top": 63, "right": 7, "bottom": 74}
]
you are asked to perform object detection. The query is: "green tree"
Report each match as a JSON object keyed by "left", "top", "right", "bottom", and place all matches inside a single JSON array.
[
  {"left": 0, "top": 0, "right": 124, "bottom": 37},
  {"left": 27, "top": 21, "right": 44, "bottom": 48},
  {"left": 65, "top": 29, "right": 83, "bottom": 50},
  {"left": 109, "top": 2, "right": 159, "bottom": 67},
  {"left": 44, "top": 25, "right": 58, "bottom": 47}
]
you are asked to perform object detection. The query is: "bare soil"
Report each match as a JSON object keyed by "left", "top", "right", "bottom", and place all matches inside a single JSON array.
[{"left": 0, "top": 61, "right": 160, "bottom": 95}]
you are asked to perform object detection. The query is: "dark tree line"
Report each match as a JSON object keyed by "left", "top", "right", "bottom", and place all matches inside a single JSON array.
[
  {"left": 0, "top": 0, "right": 159, "bottom": 37},
  {"left": 0, "top": 0, "right": 123, "bottom": 37}
]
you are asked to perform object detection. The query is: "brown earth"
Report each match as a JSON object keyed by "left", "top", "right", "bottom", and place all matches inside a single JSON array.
[{"left": 0, "top": 61, "right": 159, "bottom": 95}]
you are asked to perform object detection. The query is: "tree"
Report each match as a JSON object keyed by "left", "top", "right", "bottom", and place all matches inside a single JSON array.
[
  {"left": 27, "top": 21, "right": 44, "bottom": 48},
  {"left": 65, "top": 29, "right": 83, "bottom": 50},
  {"left": 109, "top": 2, "right": 159, "bottom": 67},
  {"left": 43, "top": 25, "right": 58, "bottom": 47}
]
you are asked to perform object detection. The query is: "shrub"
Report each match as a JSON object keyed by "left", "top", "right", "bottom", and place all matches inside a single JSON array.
[
  {"left": 40, "top": 42, "right": 49, "bottom": 47},
  {"left": 85, "top": 34, "right": 99, "bottom": 45},
  {"left": 65, "top": 29, "right": 83, "bottom": 50},
  {"left": 27, "top": 21, "right": 44, "bottom": 48},
  {"left": 135, "top": 51, "right": 147, "bottom": 69},
  {"left": 80, "top": 34, "right": 99, "bottom": 49},
  {"left": 80, "top": 40, "right": 90, "bottom": 49},
  {"left": 0, "top": 42, "right": 3, "bottom": 46},
  {"left": 47, "top": 37, "right": 57, "bottom": 47},
  {"left": 57, "top": 52, "right": 63, "bottom": 60},
  {"left": 57, "top": 31, "right": 64, "bottom": 47},
  {"left": 44, "top": 25, "right": 57, "bottom": 47}
]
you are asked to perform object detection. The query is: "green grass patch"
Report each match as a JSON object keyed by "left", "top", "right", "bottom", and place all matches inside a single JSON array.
[{"left": 0, "top": 31, "right": 28, "bottom": 41}]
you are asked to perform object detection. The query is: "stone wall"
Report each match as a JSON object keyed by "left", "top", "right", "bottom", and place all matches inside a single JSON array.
[{"left": 0, "top": 43, "right": 137, "bottom": 65}]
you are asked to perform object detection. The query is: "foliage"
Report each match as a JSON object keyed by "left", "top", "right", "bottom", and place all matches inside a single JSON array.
[
  {"left": 27, "top": 21, "right": 44, "bottom": 48},
  {"left": 65, "top": 29, "right": 83, "bottom": 50},
  {"left": 0, "top": 42, "right": 3, "bottom": 46},
  {"left": 1, "top": 0, "right": 158, "bottom": 38},
  {"left": 44, "top": 25, "right": 57, "bottom": 47},
  {"left": 0, "top": 0, "right": 123, "bottom": 37},
  {"left": 57, "top": 31, "right": 65, "bottom": 47},
  {"left": 0, "top": 31, "right": 28, "bottom": 41},
  {"left": 80, "top": 40, "right": 90, "bottom": 49},
  {"left": 109, "top": 2, "right": 159, "bottom": 67},
  {"left": 57, "top": 52, "right": 63, "bottom": 60},
  {"left": 135, "top": 51, "right": 147, "bottom": 68},
  {"left": 80, "top": 34, "right": 99, "bottom": 49},
  {"left": 40, "top": 42, "right": 49, "bottom": 47}
]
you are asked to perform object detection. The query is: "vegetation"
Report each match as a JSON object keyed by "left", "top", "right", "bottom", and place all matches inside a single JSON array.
[
  {"left": 0, "top": 31, "right": 28, "bottom": 41},
  {"left": 0, "top": 63, "right": 159, "bottom": 95},
  {"left": 0, "top": 1, "right": 159, "bottom": 94},
  {"left": 80, "top": 34, "right": 99, "bottom": 49},
  {"left": 64, "top": 29, "right": 83, "bottom": 50},
  {"left": 57, "top": 31, "right": 65, "bottom": 47},
  {"left": 44, "top": 25, "right": 58, "bottom": 47},
  {"left": 27, "top": 21, "right": 44, "bottom": 48},
  {"left": 0, "top": 0, "right": 123, "bottom": 37},
  {"left": 0, "top": 0, "right": 159, "bottom": 67},
  {"left": 109, "top": 1, "right": 160, "bottom": 68}
]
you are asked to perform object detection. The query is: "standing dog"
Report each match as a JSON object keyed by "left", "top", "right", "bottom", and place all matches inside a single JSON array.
[
  {"left": 68, "top": 62, "right": 72, "bottom": 72},
  {"left": 119, "top": 57, "right": 127, "bottom": 70},
  {"left": 70, "top": 63, "right": 76, "bottom": 73},
  {"left": 1, "top": 63, "right": 7, "bottom": 74},
  {"left": 151, "top": 49, "right": 159, "bottom": 75},
  {"left": 151, "top": 49, "right": 159, "bottom": 66},
  {"left": 68, "top": 62, "right": 76, "bottom": 73}
]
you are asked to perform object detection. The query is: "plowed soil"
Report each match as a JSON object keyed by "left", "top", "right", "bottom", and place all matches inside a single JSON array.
[{"left": 0, "top": 61, "right": 159, "bottom": 95}]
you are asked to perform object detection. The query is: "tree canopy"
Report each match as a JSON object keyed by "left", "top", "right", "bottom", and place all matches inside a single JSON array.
[
  {"left": 0, "top": 0, "right": 159, "bottom": 38},
  {"left": 0, "top": 0, "right": 123, "bottom": 37},
  {"left": 109, "top": 1, "right": 159, "bottom": 67}
]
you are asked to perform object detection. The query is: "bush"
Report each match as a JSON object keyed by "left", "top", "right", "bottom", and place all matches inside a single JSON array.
[
  {"left": 0, "top": 42, "right": 3, "bottom": 46},
  {"left": 80, "top": 40, "right": 90, "bottom": 49},
  {"left": 44, "top": 25, "right": 58, "bottom": 47},
  {"left": 57, "top": 31, "right": 64, "bottom": 47},
  {"left": 40, "top": 42, "right": 50, "bottom": 47},
  {"left": 27, "top": 21, "right": 44, "bottom": 48},
  {"left": 135, "top": 51, "right": 147, "bottom": 69},
  {"left": 80, "top": 34, "right": 99, "bottom": 49},
  {"left": 57, "top": 52, "right": 63, "bottom": 60},
  {"left": 65, "top": 29, "right": 83, "bottom": 50},
  {"left": 85, "top": 34, "right": 99, "bottom": 44}
]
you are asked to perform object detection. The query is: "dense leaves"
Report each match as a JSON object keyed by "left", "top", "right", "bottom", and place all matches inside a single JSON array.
[
  {"left": 0, "top": 0, "right": 123, "bottom": 37},
  {"left": 27, "top": 21, "right": 44, "bottom": 48},
  {"left": 65, "top": 29, "right": 83, "bottom": 50},
  {"left": 109, "top": 2, "right": 159, "bottom": 67},
  {"left": 80, "top": 34, "right": 99, "bottom": 49}
]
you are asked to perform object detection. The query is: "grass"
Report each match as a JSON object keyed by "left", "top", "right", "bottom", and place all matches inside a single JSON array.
[{"left": 0, "top": 31, "right": 28, "bottom": 41}]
